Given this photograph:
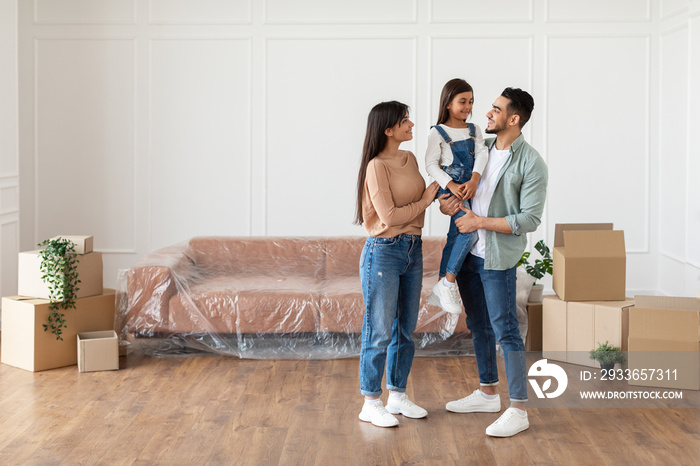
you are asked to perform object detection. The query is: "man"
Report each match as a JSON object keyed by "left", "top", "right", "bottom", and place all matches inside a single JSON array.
[{"left": 439, "top": 87, "right": 548, "bottom": 437}]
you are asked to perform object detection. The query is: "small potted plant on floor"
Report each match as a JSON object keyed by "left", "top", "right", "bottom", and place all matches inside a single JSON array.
[
  {"left": 589, "top": 341, "right": 626, "bottom": 370},
  {"left": 517, "top": 239, "right": 552, "bottom": 302}
]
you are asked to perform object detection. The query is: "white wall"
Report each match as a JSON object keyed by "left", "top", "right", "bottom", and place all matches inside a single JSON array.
[
  {"left": 0, "top": 0, "right": 19, "bottom": 303},
  {"left": 12, "top": 0, "right": 700, "bottom": 298},
  {"left": 657, "top": 0, "right": 700, "bottom": 296}
]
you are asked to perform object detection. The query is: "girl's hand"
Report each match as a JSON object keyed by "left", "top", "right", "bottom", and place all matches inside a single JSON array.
[
  {"left": 462, "top": 178, "right": 479, "bottom": 199},
  {"left": 423, "top": 181, "right": 440, "bottom": 204},
  {"left": 446, "top": 181, "right": 464, "bottom": 200}
]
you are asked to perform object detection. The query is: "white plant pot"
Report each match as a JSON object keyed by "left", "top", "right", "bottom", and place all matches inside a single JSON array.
[{"left": 528, "top": 284, "right": 544, "bottom": 303}]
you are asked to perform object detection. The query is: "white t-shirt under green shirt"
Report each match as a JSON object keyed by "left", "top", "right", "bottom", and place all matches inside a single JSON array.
[{"left": 471, "top": 144, "right": 511, "bottom": 259}]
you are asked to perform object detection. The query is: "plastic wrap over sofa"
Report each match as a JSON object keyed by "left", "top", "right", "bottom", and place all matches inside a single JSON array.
[{"left": 116, "top": 236, "right": 473, "bottom": 359}]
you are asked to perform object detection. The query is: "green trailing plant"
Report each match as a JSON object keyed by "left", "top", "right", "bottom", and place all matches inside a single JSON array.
[
  {"left": 516, "top": 239, "right": 553, "bottom": 284},
  {"left": 38, "top": 237, "right": 81, "bottom": 341},
  {"left": 589, "top": 341, "right": 627, "bottom": 367}
]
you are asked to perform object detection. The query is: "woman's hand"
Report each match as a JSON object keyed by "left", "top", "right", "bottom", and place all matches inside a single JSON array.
[
  {"left": 422, "top": 181, "right": 440, "bottom": 204},
  {"left": 438, "top": 193, "right": 461, "bottom": 216}
]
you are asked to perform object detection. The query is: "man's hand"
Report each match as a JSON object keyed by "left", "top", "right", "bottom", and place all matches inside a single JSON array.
[
  {"left": 454, "top": 206, "right": 481, "bottom": 233},
  {"left": 438, "top": 193, "right": 461, "bottom": 216}
]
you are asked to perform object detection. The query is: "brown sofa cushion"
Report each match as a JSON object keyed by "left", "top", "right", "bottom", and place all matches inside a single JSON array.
[{"left": 168, "top": 275, "right": 321, "bottom": 334}]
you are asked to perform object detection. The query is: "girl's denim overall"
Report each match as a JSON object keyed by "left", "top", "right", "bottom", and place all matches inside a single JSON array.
[{"left": 433, "top": 124, "right": 478, "bottom": 277}]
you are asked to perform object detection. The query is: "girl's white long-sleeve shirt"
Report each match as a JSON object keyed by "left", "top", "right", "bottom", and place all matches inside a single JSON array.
[{"left": 425, "top": 123, "right": 489, "bottom": 189}]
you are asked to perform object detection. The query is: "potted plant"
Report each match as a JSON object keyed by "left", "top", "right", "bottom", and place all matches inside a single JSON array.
[
  {"left": 38, "top": 237, "right": 81, "bottom": 341},
  {"left": 516, "top": 239, "right": 552, "bottom": 302},
  {"left": 589, "top": 341, "right": 626, "bottom": 370}
]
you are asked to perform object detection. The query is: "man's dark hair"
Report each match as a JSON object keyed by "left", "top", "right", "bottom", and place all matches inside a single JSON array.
[{"left": 501, "top": 87, "right": 534, "bottom": 129}]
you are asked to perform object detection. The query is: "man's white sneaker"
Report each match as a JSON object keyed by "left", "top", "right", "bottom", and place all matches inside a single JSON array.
[
  {"left": 485, "top": 407, "right": 529, "bottom": 437},
  {"left": 386, "top": 394, "right": 428, "bottom": 419},
  {"left": 358, "top": 400, "right": 399, "bottom": 427},
  {"left": 445, "top": 389, "right": 501, "bottom": 413},
  {"left": 428, "top": 281, "right": 463, "bottom": 315}
]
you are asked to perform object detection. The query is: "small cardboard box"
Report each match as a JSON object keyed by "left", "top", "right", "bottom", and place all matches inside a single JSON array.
[
  {"left": 50, "top": 235, "right": 93, "bottom": 254},
  {"left": 18, "top": 250, "right": 103, "bottom": 300},
  {"left": 552, "top": 223, "right": 626, "bottom": 301},
  {"left": 628, "top": 296, "right": 700, "bottom": 390},
  {"left": 77, "top": 330, "right": 119, "bottom": 372},
  {"left": 525, "top": 302, "right": 543, "bottom": 351},
  {"left": 542, "top": 294, "right": 633, "bottom": 367},
  {"left": 1, "top": 289, "right": 115, "bottom": 372}
]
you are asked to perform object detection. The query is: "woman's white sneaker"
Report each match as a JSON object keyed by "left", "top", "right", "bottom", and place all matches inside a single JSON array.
[
  {"left": 445, "top": 389, "right": 501, "bottom": 413},
  {"left": 485, "top": 407, "right": 529, "bottom": 437},
  {"left": 358, "top": 400, "right": 399, "bottom": 427},
  {"left": 386, "top": 394, "right": 428, "bottom": 419}
]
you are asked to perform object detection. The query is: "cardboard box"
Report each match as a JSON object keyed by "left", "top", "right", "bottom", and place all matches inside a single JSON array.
[
  {"left": 77, "top": 330, "right": 119, "bottom": 372},
  {"left": 628, "top": 296, "right": 700, "bottom": 390},
  {"left": 525, "top": 302, "right": 542, "bottom": 351},
  {"left": 552, "top": 223, "right": 626, "bottom": 301},
  {"left": 542, "top": 294, "right": 633, "bottom": 367},
  {"left": 50, "top": 235, "right": 93, "bottom": 254},
  {"left": 1, "top": 289, "right": 115, "bottom": 372},
  {"left": 18, "top": 250, "right": 103, "bottom": 299},
  {"left": 542, "top": 295, "right": 567, "bottom": 358}
]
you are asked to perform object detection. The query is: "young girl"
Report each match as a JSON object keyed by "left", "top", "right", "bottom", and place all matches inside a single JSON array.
[
  {"left": 425, "top": 78, "right": 489, "bottom": 315},
  {"left": 354, "top": 101, "right": 439, "bottom": 428}
]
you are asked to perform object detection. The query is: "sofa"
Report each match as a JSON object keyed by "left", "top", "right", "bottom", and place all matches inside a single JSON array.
[{"left": 117, "top": 236, "right": 472, "bottom": 359}]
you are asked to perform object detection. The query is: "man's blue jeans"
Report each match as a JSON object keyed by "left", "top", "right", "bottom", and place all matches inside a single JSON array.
[
  {"left": 456, "top": 253, "right": 528, "bottom": 402},
  {"left": 359, "top": 234, "right": 422, "bottom": 397}
]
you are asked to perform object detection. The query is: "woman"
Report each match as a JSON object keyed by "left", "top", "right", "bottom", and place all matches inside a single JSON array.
[{"left": 354, "top": 101, "right": 439, "bottom": 428}]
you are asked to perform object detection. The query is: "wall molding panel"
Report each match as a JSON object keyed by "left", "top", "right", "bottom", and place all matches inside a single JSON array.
[
  {"left": 34, "top": 0, "right": 137, "bottom": 25},
  {"left": 264, "top": 36, "right": 417, "bottom": 236},
  {"left": 430, "top": 0, "right": 533, "bottom": 23},
  {"left": 264, "top": 0, "right": 418, "bottom": 25},
  {"left": 148, "top": 37, "right": 252, "bottom": 249},
  {"left": 10, "top": 1, "right": 699, "bottom": 297},
  {"left": 33, "top": 37, "right": 138, "bottom": 257},
  {"left": 149, "top": 0, "right": 252, "bottom": 25},
  {"left": 545, "top": 34, "right": 651, "bottom": 256},
  {"left": 545, "top": 0, "right": 651, "bottom": 23}
]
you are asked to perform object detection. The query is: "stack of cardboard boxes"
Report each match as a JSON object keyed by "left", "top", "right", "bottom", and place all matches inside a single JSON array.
[
  {"left": 1, "top": 235, "right": 118, "bottom": 372},
  {"left": 542, "top": 224, "right": 700, "bottom": 390},
  {"left": 542, "top": 223, "right": 631, "bottom": 367}
]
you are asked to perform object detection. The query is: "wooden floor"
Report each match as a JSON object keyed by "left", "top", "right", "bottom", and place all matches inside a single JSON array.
[{"left": 1, "top": 349, "right": 699, "bottom": 465}]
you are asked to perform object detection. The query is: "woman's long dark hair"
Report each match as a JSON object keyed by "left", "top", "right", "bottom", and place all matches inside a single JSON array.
[
  {"left": 353, "top": 101, "right": 409, "bottom": 225},
  {"left": 436, "top": 78, "right": 473, "bottom": 125}
]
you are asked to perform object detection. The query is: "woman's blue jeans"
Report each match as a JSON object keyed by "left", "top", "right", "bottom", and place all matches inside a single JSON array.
[
  {"left": 456, "top": 253, "right": 528, "bottom": 402},
  {"left": 359, "top": 234, "right": 423, "bottom": 397}
]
